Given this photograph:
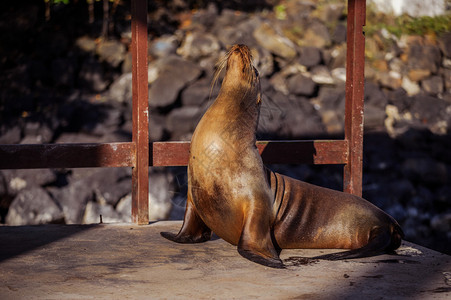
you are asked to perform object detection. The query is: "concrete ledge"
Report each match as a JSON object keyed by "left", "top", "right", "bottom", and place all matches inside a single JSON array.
[{"left": 0, "top": 221, "right": 450, "bottom": 299}]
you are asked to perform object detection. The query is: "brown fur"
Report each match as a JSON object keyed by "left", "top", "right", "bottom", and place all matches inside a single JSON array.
[{"left": 161, "top": 44, "right": 403, "bottom": 268}]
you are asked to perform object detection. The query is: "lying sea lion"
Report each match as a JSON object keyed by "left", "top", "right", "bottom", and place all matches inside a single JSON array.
[{"left": 161, "top": 44, "right": 403, "bottom": 268}]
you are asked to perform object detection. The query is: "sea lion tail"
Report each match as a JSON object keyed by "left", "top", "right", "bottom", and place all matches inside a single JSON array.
[{"left": 312, "top": 225, "right": 402, "bottom": 261}]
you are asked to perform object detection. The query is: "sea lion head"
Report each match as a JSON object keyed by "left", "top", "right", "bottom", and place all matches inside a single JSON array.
[{"left": 215, "top": 44, "right": 261, "bottom": 104}]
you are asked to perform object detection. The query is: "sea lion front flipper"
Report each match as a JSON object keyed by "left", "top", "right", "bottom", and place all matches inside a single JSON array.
[
  {"left": 237, "top": 209, "right": 284, "bottom": 269},
  {"left": 160, "top": 198, "right": 211, "bottom": 244},
  {"left": 313, "top": 226, "right": 397, "bottom": 260}
]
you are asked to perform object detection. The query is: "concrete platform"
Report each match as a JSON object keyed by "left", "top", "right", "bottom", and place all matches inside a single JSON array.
[{"left": 0, "top": 221, "right": 450, "bottom": 299}]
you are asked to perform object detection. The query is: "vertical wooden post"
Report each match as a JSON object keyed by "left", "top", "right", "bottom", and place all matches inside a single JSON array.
[
  {"left": 344, "top": 0, "right": 366, "bottom": 197},
  {"left": 131, "top": 0, "right": 149, "bottom": 224}
]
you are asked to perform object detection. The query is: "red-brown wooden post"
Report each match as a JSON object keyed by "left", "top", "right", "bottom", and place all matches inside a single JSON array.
[
  {"left": 131, "top": 0, "right": 149, "bottom": 224},
  {"left": 344, "top": 0, "right": 366, "bottom": 197}
]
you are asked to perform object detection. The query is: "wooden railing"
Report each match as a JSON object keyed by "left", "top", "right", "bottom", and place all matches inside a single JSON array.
[{"left": 0, "top": 0, "right": 366, "bottom": 225}]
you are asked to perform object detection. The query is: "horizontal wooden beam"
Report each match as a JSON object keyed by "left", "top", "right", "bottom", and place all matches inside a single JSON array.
[
  {"left": 151, "top": 140, "right": 349, "bottom": 166},
  {"left": 0, "top": 143, "right": 135, "bottom": 169},
  {"left": 0, "top": 140, "right": 348, "bottom": 170}
]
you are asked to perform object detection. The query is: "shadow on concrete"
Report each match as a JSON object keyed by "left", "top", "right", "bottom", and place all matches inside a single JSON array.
[
  {"left": 0, "top": 224, "right": 97, "bottom": 263},
  {"left": 312, "top": 247, "right": 451, "bottom": 299}
]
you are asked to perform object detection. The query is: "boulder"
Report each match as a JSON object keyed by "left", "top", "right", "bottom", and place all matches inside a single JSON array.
[
  {"left": 402, "top": 157, "right": 447, "bottom": 186},
  {"left": 108, "top": 73, "right": 133, "bottom": 103},
  {"left": 177, "top": 32, "right": 221, "bottom": 61},
  {"left": 287, "top": 73, "right": 317, "bottom": 96},
  {"left": 149, "top": 55, "right": 202, "bottom": 108},
  {"left": 302, "top": 21, "right": 331, "bottom": 48},
  {"left": 6, "top": 187, "right": 64, "bottom": 225},
  {"left": 149, "top": 35, "right": 179, "bottom": 58},
  {"left": 78, "top": 56, "right": 109, "bottom": 92},
  {"left": 299, "top": 47, "right": 322, "bottom": 68},
  {"left": 407, "top": 43, "right": 442, "bottom": 74},
  {"left": 149, "top": 168, "right": 175, "bottom": 221},
  {"left": 421, "top": 76, "right": 444, "bottom": 95},
  {"left": 166, "top": 106, "right": 202, "bottom": 140},
  {"left": 96, "top": 39, "right": 126, "bottom": 68},
  {"left": 438, "top": 31, "right": 451, "bottom": 58},
  {"left": 253, "top": 22, "right": 297, "bottom": 59}
]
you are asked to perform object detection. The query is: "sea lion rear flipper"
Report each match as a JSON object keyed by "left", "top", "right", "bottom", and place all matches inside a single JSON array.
[
  {"left": 313, "top": 226, "right": 397, "bottom": 260},
  {"left": 237, "top": 210, "right": 284, "bottom": 269},
  {"left": 160, "top": 199, "right": 211, "bottom": 243}
]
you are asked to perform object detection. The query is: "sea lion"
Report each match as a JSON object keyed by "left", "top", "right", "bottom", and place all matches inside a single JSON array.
[{"left": 161, "top": 44, "right": 403, "bottom": 268}]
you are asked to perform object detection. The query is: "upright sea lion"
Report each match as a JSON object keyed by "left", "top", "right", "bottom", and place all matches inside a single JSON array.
[{"left": 161, "top": 44, "right": 403, "bottom": 268}]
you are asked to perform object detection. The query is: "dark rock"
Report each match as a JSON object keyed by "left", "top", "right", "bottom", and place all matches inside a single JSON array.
[
  {"left": 115, "top": 194, "right": 132, "bottom": 221},
  {"left": 2, "top": 169, "right": 57, "bottom": 195},
  {"left": 302, "top": 21, "right": 331, "bottom": 48},
  {"left": 149, "top": 56, "right": 202, "bottom": 108},
  {"left": 430, "top": 213, "right": 451, "bottom": 232},
  {"left": 402, "top": 157, "right": 447, "bottom": 186},
  {"left": 299, "top": 47, "right": 322, "bottom": 68},
  {"left": 122, "top": 52, "right": 133, "bottom": 74},
  {"left": 92, "top": 168, "right": 131, "bottom": 206},
  {"left": 327, "top": 45, "right": 346, "bottom": 69},
  {"left": 83, "top": 201, "right": 125, "bottom": 224},
  {"left": 82, "top": 106, "right": 122, "bottom": 136},
  {"left": 377, "top": 71, "right": 402, "bottom": 90},
  {"left": 149, "top": 113, "right": 167, "bottom": 142},
  {"left": 407, "top": 43, "right": 442, "bottom": 74},
  {"left": 332, "top": 23, "right": 347, "bottom": 44},
  {"left": 181, "top": 79, "right": 216, "bottom": 107},
  {"left": 287, "top": 74, "right": 316, "bottom": 96},
  {"left": 75, "top": 36, "right": 97, "bottom": 53},
  {"left": 22, "top": 122, "right": 53, "bottom": 144},
  {"left": 210, "top": 8, "right": 247, "bottom": 29},
  {"left": 108, "top": 73, "right": 132, "bottom": 103},
  {"left": 251, "top": 46, "right": 274, "bottom": 77},
  {"left": 364, "top": 104, "right": 386, "bottom": 130},
  {"left": 96, "top": 39, "right": 126, "bottom": 68},
  {"left": 55, "top": 132, "right": 102, "bottom": 144},
  {"left": 438, "top": 32, "right": 451, "bottom": 58},
  {"left": 315, "top": 85, "right": 345, "bottom": 134},
  {"left": 421, "top": 75, "right": 444, "bottom": 95},
  {"left": 318, "top": 3, "right": 345, "bottom": 23},
  {"left": 253, "top": 22, "right": 297, "bottom": 59},
  {"left": 215, "top": 16, "right": 261, "bottom": 48},
  {"left": 365, "top": 81, "right": 388, "bottom": 109},
  {"left": 0, "top": 125, "right": 22, "bottom": 144},
  {"left": 443, "top": 69, "right": 451, "bottom": 91},
  {"left": 166, "top": 106, "right": 202, "bottom": 140},
  {"left": 265, "top": 93, "right": 325, "bottom": 138},
  {"left": 257, "top": 90, "right": 286, "bottom": 137},
  {"left": 50, "top": 179, "right": 93, "bottom": 224},
  {"left": 310, "top": 65, "right": 334, "bottom": 85},
  {"left": 191, "top": 3, "right": 219, "bottom": 29},
  {"left": 78, "top": 56, "right": 109, "bottom": 92},
  {"left": 6, "top": 187, "right": 64, "bottom": 225},
  {"left": 409, "top": 95, "right": 450, "bottom": 133},
  {"left": 149, "top": 35, "right": 179, "bottom": 58},
  {"left": 149, "top": 168, "right": 175, "bottom": 221},
  {"left": 177, "top": 32, "right": 221, "bottom": 61}
]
